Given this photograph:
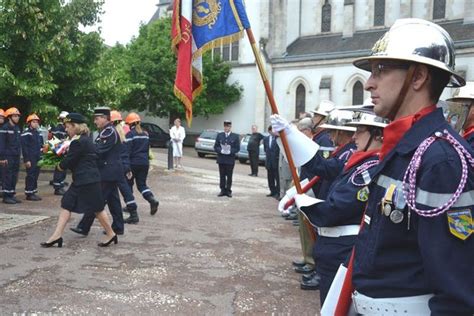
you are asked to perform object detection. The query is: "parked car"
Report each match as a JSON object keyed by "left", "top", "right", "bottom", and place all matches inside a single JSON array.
[
  {"left": 237, "top": 133, "right": 268, "bottom": 164},
  {"left": 195, "top": 129, "right": 222, "bottom": 157},
  {"left": 141, "top": 122, "right": 170, "bottom": 148}
]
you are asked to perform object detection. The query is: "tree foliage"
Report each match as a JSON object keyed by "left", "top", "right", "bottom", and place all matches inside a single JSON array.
[
  {"left": 0, "top": 0, "right": 104, "bottom": 124},
  {"left": 0, "top": 3, "right": 242, "bottom": 126}
]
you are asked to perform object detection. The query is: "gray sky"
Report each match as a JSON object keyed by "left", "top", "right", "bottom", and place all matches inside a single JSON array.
[{"left": 87, "top": 1, "right": 158, "bottom": 46}]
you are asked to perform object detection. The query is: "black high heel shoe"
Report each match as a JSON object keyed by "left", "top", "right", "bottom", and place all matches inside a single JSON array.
[
  {"left": 98, "top": 235, "right": 118, "bottom": 247},
  {"left": 40, "top": 237, "right": 63, "bottom": 248}
]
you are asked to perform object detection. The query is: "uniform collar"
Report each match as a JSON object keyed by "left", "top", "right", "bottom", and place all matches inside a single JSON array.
[
  {"left": 379, "top": 105, "right": 437, "bottom": 160},
  {"left": 312, "top": 128, "right": 328, "bottom": 141},
  {"left": 344, "top": 149, "right": 379, "bottom": 172},
  {"left": 463, "top": 125, "right": 474, "bottom": 139}
]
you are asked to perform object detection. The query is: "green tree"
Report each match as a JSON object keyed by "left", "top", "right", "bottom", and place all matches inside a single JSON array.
[
  {"left": 121, "top": 17, "right": 242, "bottom": 123},
  {"left": 0, "top": 0, "right": 104, "bottom": 124}
]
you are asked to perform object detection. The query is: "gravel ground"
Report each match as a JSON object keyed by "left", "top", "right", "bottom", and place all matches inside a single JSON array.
[{"left": 0, "top": 147, "right": 320, "bottom": 315}]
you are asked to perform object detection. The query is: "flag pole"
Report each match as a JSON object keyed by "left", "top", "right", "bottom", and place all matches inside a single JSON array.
[{"left": 245, "top": 28, "right": 303, "bottom": 194}]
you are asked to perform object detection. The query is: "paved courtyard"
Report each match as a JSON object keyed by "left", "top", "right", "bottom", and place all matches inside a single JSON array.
[{"left": 0, "top": 148, "right": 320, "bottom": 315}]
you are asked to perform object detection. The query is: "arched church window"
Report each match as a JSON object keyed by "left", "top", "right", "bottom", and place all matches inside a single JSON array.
[
  {"left": 321, "top": 1, "right": 331, "bottom": 33},
  {"left": 374, "top": 0, "right": 385, "bottom": 26},
  {"left": 295, "top": 84, "right": 306, "bottom": 118},
  {"left": 352, "top": 81, "right": 364, "bottom": 105},
  {"left": 433, "top": 0, "right": 446, "bottom": 20}
]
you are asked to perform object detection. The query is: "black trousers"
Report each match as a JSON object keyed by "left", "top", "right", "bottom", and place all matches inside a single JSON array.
[
  {"left": 2, "top": 156, "right": 20, "bottom": 198},
  {"left": 117, "top": 173, "right": 137, "bottom": 210},
  {"left": 52, "top": 168, "right": 66, "bottom": 189},
  {"left": 77, "top": 181, "right": 124, "bottom": 234},
  {"left": 25, "top": 160, "right": 40, "bottom": 195},
  {"left": 218, "top": 163, "right": 234, "bottom": 193},
  {"left": 248, "top": 150, "right": 259, "bottom": 175},
  {"left": 266, "top": 166, "right": 280, "bottom": 196},
  {"left": 128, "top": 164, "right": 154, "bottom": 199}
]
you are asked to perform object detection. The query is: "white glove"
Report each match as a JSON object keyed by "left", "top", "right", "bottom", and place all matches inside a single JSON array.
[
  {"left": 270, "top": 114, "right": 290, "bottom": 133},
  {"left": 278, "top": 194, "right": 290, "bottom": 213}
]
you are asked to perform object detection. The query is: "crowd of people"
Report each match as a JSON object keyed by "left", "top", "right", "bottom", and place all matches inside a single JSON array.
[
  {"left": 270, "top": 18, "right": 473, "bottom": 314},
  {"left": 0, "top": 107, "right": 160, "bottom": 247},
  {"left": 1, "top": 17, "right": 473, "bottom": 314}
]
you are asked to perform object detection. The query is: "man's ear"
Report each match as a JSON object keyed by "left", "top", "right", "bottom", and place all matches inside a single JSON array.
[{"left": 412, "top": 64, "right": 430, "bottom": 91}]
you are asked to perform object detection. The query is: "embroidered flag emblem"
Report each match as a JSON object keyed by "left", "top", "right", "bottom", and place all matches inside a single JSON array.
[{"left": 447, "top": 210, "right": 472, "bottom": 240}]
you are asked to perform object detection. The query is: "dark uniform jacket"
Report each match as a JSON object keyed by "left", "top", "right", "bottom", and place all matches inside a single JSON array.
[
  {"left": 21, "top": 127, "right": 43, "bottom": 163},
  {"left": 352, "top": 109, "right": 474, "bottom": 314},
  {"left": 263, "top": 135, "right": 279, "bottom": 169},
  {"left": 214, "top": 132, "right": 240, "bottom": 165},
  {"left": 50, "top": 124, "right": 67, "bottom": 140},
  {"left": 59, "top": 134, "right": 101, "bottom": 186},
  {"left": 95, "top": 123, "right": 123, "bottom": 182},
  {"left": 313, "top": 129, "right": 335, "bottom": 158},
  {"left": 0, "top": 123, "right": 21, "bottom": 159},
  {"left": 125, "top": 127, "right": 150, "bottom": 166},
  {"left": 300, "top": 155, "right": 379, "bottom": 272},
  {"left": 303, "top": 142, "right": 356, "bottom": 199},
  {"left": 247, "top": 132, "right": 263, "bottom": 152}
]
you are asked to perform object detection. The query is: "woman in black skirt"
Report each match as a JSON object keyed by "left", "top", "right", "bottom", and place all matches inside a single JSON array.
[{"left": 41, "top": 113, "right": 117, "bottom": 248}]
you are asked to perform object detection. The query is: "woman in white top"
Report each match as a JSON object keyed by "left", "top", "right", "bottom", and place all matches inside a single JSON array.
[{"left": 169, "top": 118, "right": 186, "bottom": 169}]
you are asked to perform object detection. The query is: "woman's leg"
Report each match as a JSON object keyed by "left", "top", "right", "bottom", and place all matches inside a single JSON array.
[
  {"left": 96, "top": 210, "right": 115, "bottom": 239},
  {"left": 47, "top": 209, "right": 71, "bottom": 242}
]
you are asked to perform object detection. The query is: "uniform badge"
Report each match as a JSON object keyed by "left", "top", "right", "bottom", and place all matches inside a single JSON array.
[
  {"left": 357, "top": 186, "right": 369, "bottom": 202},
  {"left": 323, "top": 151, "right": 330, "bottom": 159},
  {"left": 447, "top": 210, "right": 473, "bottom": 240}
]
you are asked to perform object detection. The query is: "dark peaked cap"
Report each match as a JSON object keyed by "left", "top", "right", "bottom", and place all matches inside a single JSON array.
[
  {"left": 94, "top": 107, "right": 111, "bottom": 117},
  {"left": 64, "top": 113, "right": 86, "bottom": 124}
]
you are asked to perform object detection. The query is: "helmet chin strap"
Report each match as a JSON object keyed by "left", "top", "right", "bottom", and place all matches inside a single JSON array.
[
  {"left": 363, "top": 133, "right": 374, "bottom": 152},
  {"left": 387, "top": 64, "right": 417, "bottom": 121}
]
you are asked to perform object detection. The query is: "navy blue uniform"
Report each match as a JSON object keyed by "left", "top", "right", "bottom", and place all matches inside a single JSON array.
[
  {"left": 300, "top": 155, "right": 379, "bottom": 304},
  {"left": 304, "top": 142, "right": 356, "bottom": 199},
  {"left": 21, "top": 127, "right": 43, "bottom": 196},
  {"left": 0, "top": 122, "right": 21, "bottom": 198},
  {"left": 352, "top": 109, "right": 474, "bottom": 314},
  {"left": 125, "top": 127, "right": 156, "bottom": 201},
  {"left": 59, "top": 135, "right": 104, "bottom": 214},
  {"left": 264, "top": 135, "right": 280, "bottom": 196},
  {"left": 77, "top": 123, "right": 124, "bottom": 234},
  {"left": 117, "top": 138, "right": 137, "bottom": 211},
  {"left": 214, "top": 132, "right": 240, "bottom": 194},
  {"left": 51, "top": 124, "right": 67, "bottom": 190}
]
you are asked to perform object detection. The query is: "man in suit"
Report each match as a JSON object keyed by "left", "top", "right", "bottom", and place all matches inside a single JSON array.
[
  {"left": 214, "top": 120, "right": 240, "bottom": 197},
  {"left": 264, "top": 125, "right": 280, "bottom": 199},
  {"left": 247, "top": 125, "right": 263, "bottom": 177}
]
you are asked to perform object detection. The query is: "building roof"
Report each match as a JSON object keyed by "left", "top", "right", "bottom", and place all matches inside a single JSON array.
[{"left": 274, "top": 19, "right": 474, "bottom": 64}]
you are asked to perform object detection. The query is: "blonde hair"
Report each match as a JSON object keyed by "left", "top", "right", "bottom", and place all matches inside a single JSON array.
[
  {"left": 114, "top": 122, "right": 126, "bottom": 143},
  {"left": 66, "top": 122, "right": 90, "bottom": 136},
  {"left": 133, "top": 122, "right": 144, "bottom": 135}
]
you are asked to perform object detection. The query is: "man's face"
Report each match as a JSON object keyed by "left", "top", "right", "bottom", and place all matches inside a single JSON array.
[
  {"left": 94, "top": 115, "right": 109, "bottom": 129},
  {"left": 365, "top": 60, "right": 409, "bottom": 119},
  {"left": 251, "top": 125, "right": 257, "bottom": 133},
  {"left": 30, "top": 120, "right": 40, "bottom": 129},
  {"left": 224, "top": 125, "right": 231, "bottom": 133},
  {"left": 10, "top": 114, "right": 20, "bottom": 124}
]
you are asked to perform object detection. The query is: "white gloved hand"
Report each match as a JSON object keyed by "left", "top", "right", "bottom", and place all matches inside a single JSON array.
[
  {"left": 278, "top": 194, "right": 290, "bottom": 213},
  {"left": 270, "top": 114, "right": 290, "bottom": 133}
]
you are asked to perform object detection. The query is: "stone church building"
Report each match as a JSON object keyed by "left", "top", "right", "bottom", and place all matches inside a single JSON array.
[{"left": 152, "top": 0, "right": 474, "bottom": 136}]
